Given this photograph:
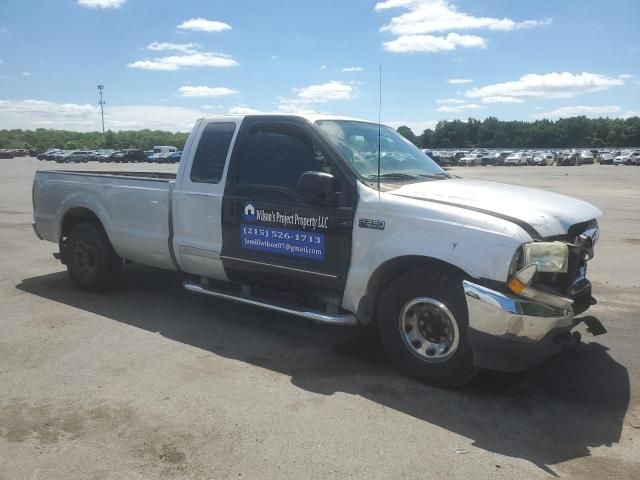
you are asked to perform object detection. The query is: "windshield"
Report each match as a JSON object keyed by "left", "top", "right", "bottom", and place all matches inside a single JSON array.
[{"left": 316, "top": 120, "right": 446, "bottom": 185}]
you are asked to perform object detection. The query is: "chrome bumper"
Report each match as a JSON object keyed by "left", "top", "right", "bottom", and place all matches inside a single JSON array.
[
  {"left": 463, "top": 280, "right": 578, "bottom": 371},
  {"left": 463, "top": 281, "right": 574, "bottom": 341}
]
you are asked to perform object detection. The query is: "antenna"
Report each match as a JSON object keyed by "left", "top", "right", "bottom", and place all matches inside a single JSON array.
[{"left": 377, "top": 65, "right": 382, "bottom": 195}]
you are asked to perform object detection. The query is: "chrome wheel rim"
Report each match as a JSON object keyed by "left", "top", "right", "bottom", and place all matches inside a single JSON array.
[{"left": 399, "top": 297, "right": 459, "bottom": 363}]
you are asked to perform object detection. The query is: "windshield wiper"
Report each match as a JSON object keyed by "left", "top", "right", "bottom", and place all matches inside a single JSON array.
[
  {"left": 367, "top": 173, "right": 419, "bottom": 180},
  {"left": 417, "top": 172, "right": 452, "bottom": 179},
  {"left": 368, "top": 172, "right": 451, "bottom": 181}
]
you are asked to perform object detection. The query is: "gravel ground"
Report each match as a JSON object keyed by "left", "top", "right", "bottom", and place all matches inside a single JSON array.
[{"left": 0, "top": 158, "right": 639, "bottom": 479}]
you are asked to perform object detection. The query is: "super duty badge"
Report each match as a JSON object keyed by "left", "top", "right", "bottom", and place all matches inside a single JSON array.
[{"left": 359, "top": 218, "right": 386, "bottom": 231}]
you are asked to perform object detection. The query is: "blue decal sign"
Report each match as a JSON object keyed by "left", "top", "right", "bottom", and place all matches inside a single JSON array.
[{"left": 240, "top": 224, "right": 325, "bottom": 260}]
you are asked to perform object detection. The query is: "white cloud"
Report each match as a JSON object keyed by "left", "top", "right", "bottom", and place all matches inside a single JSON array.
[
  {"left": 465, "top": 72, "right": 626, "bottom": 100},
  {"left": 481, "top": 96, "right": 523, "bottom": 104},
  {"left": 177, "top": 18, "right": 231, "bottom": 32},
  {"left": 386, "top": 119, "right": 438, "bottom": 133},
  {"left": 274, "top": 80, "right": 358, "bottom": 113},
  {"left": 533, "top": 105, "right": 622, "bottom": 119},
  {"left": 436, "top": 103, "right": 484, "bottom": 113},
  {"left": 436, "top": 98, "right": 465, "bottom": 104},
  {"left": 228, "top": 106, "right": 262, "bottom": 115},
  {"left": 0, "top": 99, "right": 208, "bottom": 132},
  {"left": 21, "top": 72, "right": 31, "bottom": 76},
  {"left": 623, "top": 110, "right": 640, "bottom": 118},
  {"left": 201, "top": 105, "right": 224, "bottom": 110},
  {"left": 270, "top": 55, "right": 279, "bottom": 60},
  {"left": 128, "top": 50, "right": 237, "bottom": 71},
  {"left": 178, "top": 86, "right": 238, "bottom": 98},
  {"left": 376, "top": 0, "right": 550, "bottom": 54},
  {"left": 375, "top": 0, "right": 550, "bottom": 35},
  {"left": 147, "top": 42, "right": 200, "bottom": 54},
  {"left": 78, "top": 0, "right": 125, "bottom": 8},
  {"left": 320, "top": 65, "right": 327, "bottom": 71},
  {"left": 383, "top": 32, "right": 485, "bottom": 53},
  {"left": 275, "top": 103, "right": 317, "bottom": 114},
  {"left": 296, "top": 81, "right": 356, "bottom": 102},
  {"left": 341, "top": 66, "right": 364, "bottom": 72},
  {"left": 448, "top": 78, "right": 473, "bottom": 84}
]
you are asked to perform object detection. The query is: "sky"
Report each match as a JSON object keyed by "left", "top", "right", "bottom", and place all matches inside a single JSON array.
[{"left": 0, "top": 0, "right": 638, "bottom": 133}]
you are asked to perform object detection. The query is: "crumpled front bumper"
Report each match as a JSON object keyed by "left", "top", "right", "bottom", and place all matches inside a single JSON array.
[{"left": 463, "top": 280, "right": 584, "bottom": 372}]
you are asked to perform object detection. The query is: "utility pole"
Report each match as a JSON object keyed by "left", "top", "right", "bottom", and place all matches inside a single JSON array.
[{"left": 97, "top": 84, "right": 105, "bottom": 133}]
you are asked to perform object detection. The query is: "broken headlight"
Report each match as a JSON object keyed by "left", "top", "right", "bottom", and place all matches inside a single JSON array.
[{"left": 522, "top": 242, "right": 569, "bottom": 273}]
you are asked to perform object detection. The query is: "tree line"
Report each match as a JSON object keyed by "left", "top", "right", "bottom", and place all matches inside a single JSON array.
[
  {"left": 397, "top": 116, "right": 640, "bottom": 149},
  {"left": 0, "top": 128, "right": 189, "bottom": 151},
  {"left": 1, "top": 115, "right": 639, "bottom": 151}
]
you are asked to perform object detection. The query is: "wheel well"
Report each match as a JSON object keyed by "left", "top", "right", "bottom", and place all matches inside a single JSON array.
[
  {"left": 357, "top": 256, "right": 470, "bottom": 325},
  {"left": 60, "top": 207, "right": 102, "bottom": 238}
]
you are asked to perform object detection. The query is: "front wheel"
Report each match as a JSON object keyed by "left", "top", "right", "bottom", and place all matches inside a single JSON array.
[{"left": 377, "top": 269, "right": 477, "bottom": 387}]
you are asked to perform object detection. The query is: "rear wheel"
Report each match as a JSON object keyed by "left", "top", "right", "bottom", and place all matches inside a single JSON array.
[
  {"left": 377, "top": 269, "right": 477, "bottom": 387},
  {"left": 65, "top": 223, "right": 121, "bottom": 291}
]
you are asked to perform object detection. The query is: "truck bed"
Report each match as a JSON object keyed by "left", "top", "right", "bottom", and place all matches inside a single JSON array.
[{"left": 33, "top": 169, "right": 176, "bottom": 270}]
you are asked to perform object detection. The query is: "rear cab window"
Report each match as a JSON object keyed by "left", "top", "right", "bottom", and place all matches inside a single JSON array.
[{"left": 191, "top": 122, "right": 237, "bottom": 184}]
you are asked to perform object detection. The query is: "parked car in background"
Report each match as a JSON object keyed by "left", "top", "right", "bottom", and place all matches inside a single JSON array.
[
  {"left": 147, "top": 152, "right": 165, "bottom": 163},
  {"left": 578, "top": 151, "right": 595, "bottom": 165},
  {"left": 614, "top": 152, "right": 637, "bottom": 165},
  {"left": 125, "top": 149, "right": 147, "bottom": 162},
  {"left": 557, "top": 152, "right": 580, "bottom": 166},
  {"left": 437, "top": 151, "right": 454, "bottom": 166},
  {"left": 84, "top": 150, "right": 101, "bottom": 162},
  {"left": 96, "top": 150, "right": 115, "bottom": 162},
  {"left": 531, "top": 154, "right": 548, "bottom": 166},
  {"left": 56, "top": 150, "right": 91, "bottom": 163},
  {"left": 167, "top": 150, "right": 182, "bottom": 163},
  {"left": 487, "top": 151, "right": 507, "bottom": 166},
  {"left": 152, "top": 145, "right": 178, "bottom": 155},
  {"left": 504, "top": 152, "right": 526, "bottom": 166},
  {"left": 41, "top": 149, "right": 62, "bottom": 161},
  {"left": 458, "top": 153, "right": 482, "bottom": 166},
  {"left": 598, "top": 153, "right": 615, "bottom": 165}
]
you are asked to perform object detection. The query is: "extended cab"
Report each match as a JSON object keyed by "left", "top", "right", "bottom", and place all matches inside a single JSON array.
[{"left": 32, "top": 114, "right": 605, "bottom": 386}]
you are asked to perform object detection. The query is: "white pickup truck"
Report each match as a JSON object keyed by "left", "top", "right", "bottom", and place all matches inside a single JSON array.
[{"left": 32, "top": 114, "right": 606, "bottom": 386}]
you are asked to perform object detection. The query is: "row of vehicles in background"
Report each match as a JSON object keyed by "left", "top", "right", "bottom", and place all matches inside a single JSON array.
[
  {"left": 36, "top": 146, "right": 181, "bottom": 164},
  {"left": 0, "top": 148, "right": 38, "bottom": 159},
  {"left": 423, "top": 148, "right": 640, "bottom": 167}
]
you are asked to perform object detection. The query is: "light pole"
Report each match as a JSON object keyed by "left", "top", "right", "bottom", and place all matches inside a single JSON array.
[{"left": 97, "top": 84, "right": 105, "bottom": 133}]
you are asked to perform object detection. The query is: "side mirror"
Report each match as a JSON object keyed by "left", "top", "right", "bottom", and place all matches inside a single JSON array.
[{"left": 297, "top": 171, "right": 334, "bottom": 203}]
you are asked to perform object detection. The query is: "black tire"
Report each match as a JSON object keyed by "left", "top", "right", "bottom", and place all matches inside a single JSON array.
[
  {"left": 377, "top": 269, "right": 477, "bottom": 387},
  {"left": 66, "top": 223, "right": 121, "bottom": 291}
]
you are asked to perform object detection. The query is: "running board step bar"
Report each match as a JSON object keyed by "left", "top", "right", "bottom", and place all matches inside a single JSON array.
[{"left": 183, "top": 279, "right": 357, "bottom": 326}]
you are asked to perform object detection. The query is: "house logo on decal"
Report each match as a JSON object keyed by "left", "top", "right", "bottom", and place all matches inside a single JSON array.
[{"left": 243, "top": 203, "right": 256, "bottom": 222}]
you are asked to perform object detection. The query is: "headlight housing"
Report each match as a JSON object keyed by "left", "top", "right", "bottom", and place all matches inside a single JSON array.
[{"left": 522, "top": 242, "right": 569, "bottom": 273}]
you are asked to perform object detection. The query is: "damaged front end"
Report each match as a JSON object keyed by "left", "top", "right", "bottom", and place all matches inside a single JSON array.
[{"left": 463, "top": 220, "right": 606, "bottom": 372}]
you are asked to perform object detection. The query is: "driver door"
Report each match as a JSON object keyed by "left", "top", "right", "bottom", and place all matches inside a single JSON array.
[{"left": 220, "top": 117, "right": 356, "bottom": 297}]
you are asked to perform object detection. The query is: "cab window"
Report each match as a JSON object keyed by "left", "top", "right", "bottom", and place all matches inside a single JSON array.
[
  {"left": 237, "top": 123, "right": 333, "bottom": 191},
  {"left": 191, "top": 122, "right": 236, "bottom": 184}
]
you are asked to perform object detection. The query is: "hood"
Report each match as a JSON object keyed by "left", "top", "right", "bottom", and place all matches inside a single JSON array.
[{"left": 391, "top": 178, "right": 603, "bottom": 239}]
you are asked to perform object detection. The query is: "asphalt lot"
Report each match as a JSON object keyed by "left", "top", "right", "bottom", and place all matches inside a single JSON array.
[{"left": 1, "top": 158, "right": 639, "bottom": 479}]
